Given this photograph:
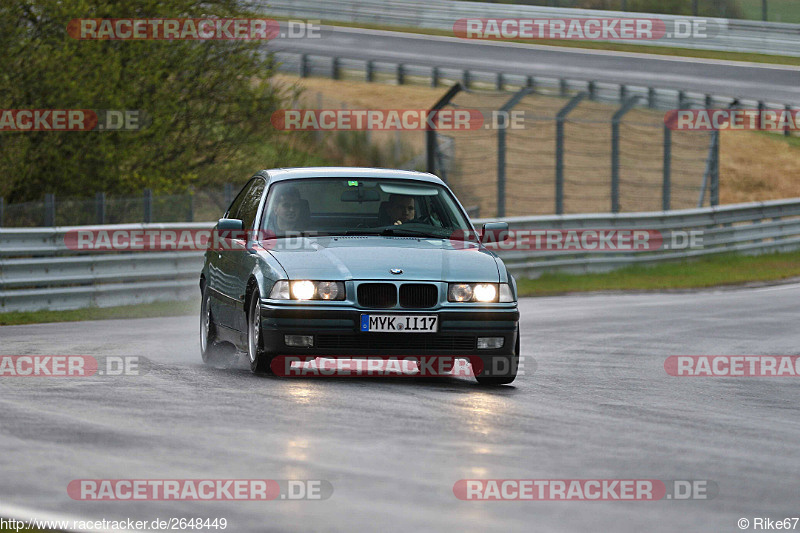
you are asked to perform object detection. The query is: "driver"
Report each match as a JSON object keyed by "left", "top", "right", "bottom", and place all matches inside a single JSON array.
[
  {"left": 272, "top": 186, "right": 306, "bottom": 233},
  {"left": 385, "top": 194, "right": 415, "bottom": 225}
]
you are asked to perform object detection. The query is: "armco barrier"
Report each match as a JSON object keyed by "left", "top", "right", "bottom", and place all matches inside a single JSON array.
[
  {"left": 1, "top": 198, "right": 799, "bottom": 312},
  {"left": 259, "top": 0, "right": 800, "bottom": 57}
]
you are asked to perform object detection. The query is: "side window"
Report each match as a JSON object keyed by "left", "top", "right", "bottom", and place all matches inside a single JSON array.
[
  {"left": 237, "top": 179, "right": 266, "bottom": 230},
  {"left": 226, "top": 180, "right": 252, "bottom": 220}
]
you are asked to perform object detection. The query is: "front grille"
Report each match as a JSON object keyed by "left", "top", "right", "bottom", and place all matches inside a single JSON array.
[
  {"left": 358, "top": 283, "right": 397, "bottom": 308},
  {"left": 316, "top": 334, "right": 476, "bottom": 351},
  {"left": 399, "top": 284, "right": 438, "bottom": 308}
]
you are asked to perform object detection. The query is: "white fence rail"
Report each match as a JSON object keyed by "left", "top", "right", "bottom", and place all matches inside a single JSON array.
[
  {"left": 261, "top": 0, "right": 800, "bottom": 57},
  {"left": 2, "top": 199, "right": 800, "bottom": 312}
]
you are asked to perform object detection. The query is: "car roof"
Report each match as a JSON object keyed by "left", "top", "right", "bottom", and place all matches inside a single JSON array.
[{"left": 261, "top": 167, "right": 445, "bottom": 185}]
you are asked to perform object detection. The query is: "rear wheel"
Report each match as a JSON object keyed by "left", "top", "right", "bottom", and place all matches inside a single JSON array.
[
  {"left": 248, "top": 290, "right": 274, "bottom": 374},
  {"left": 475, "top": 331, "right": 519, "bottom": 385}
]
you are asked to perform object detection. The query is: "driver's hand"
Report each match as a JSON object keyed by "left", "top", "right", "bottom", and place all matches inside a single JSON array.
[{"left": 394, "top": 220, "right": 402, "bottom": 225}]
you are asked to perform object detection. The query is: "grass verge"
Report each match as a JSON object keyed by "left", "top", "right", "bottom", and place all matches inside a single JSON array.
[
  {"left": 0, "top": 300, "right": 197, "bottom": 327},
  {"left": 516, "top": 250, "right": 800, "bottom": 296},
  {"left": 290, "top": 18, "right": 800, "bottom": 66}
]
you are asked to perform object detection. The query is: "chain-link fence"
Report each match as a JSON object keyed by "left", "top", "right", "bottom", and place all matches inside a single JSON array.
[{"left": 430, "top": 84, "right": 716, "bottom": 218}]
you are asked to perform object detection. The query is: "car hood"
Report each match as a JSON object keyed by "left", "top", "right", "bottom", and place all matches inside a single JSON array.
[{"left": 263, "top": 236, "right": 499, "bottom": 282}]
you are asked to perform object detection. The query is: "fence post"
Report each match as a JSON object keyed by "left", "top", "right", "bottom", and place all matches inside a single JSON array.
[
  {"left": 431, "top": 66, "right": 439, "bottom": 88},
  {"left": 396, "top": 63, "right": 405, "bottom": 85},
  {"left": 786, "top": 105, "right": 792, "bottom": 137},
  {"left": 95, "top": 192, "right": 105, "bottom": 224},
  {"left": 0, "top": 197, "right": 4, "bottom": 227},
  {"left": 692, "top": 0, "right": 698, "bottom": 16},
  {"left": 757, "top": 101, "right": 765, "bottom": 130},
  {"left": 555, "top": 92, "right": 587, "bottom": 215},
  {"left": 366, "top": 60, "right": 374, "bottom": 82},
  {"left": 187, "top": 190, "right": 195, "bottom": 222},
  {"left": 710, "top": 130, "right": 720, "bottom": 206},
  {"left": 224, "top": 183, "right": 234, "bottom": 208},
  {"left": 426, "top": 83, "right": 464, "bottom": 177},
  {"left": 611, "top": 97, "right": 640, "bottom": 214},
  {"left": 647, "top": 87, "right": 656, "bottom": 109},
  {"left": 762, "top": 0, "right": 767, "bottom": 21},
  {"left": 44, "top": 193, "right": 55, "bottom": 226},
  {"left": 300, "top": 53, "right": 309, "bottom": 78},
  {"left": 331, "top": 57, "right": 339, "bottom": 80},
  {"left": 662, "top": 125, "right": 671, "bottom": 211},
  {"left": 143, "top": 188, "right": 153, "bottom": 223},
  {"left": 496, "top": 87, "right": 533, "bottom": 217}
]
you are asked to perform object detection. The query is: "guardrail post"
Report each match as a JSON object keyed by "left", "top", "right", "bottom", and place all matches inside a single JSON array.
[
  {"left": 44, "top": 193, "right": 55, "bottom": 226},
  {"left": 662, "top": 125, "right": 671, "bottom": 211},
  {"left": 786, "top": 105, "right": 792, "bottom": 137},
  {"left": 495, "top": 73, "right": 503, "bottom": 91},
  {"left": 462, "top": 69, "right": 470, "bottom": 89},
  {"left": 611, "top": 97, "right": 640, "bottom": 214},
  {"left": 678, "top": 90, "right": 686, "bottom": 108},
  {"left": 300, "top": 53, "right": 309, "bottom": 78},
  {"left": 331, "top": 57, "right": 340, "bottom": 80},
  {"left": 426, "top": 83, "right": 463, "bottom": 177},
  {"left": 647, "top": 88, "right": 656, "bottom": 109},
  {"left": 396, "top": 63, "right": 405, "bottom": 85},
  {"left": 366, "top": 60, "right": 374, "bottom": 82},
  {"left": 705, "top": 94, "right": 713, "bottom": 108},
  {"left": 143, "top": 188, "right": 153, "bottom": 223},
  {"left": 555, "top": 92, "right": 587, "bottom": 215},
  {"left": 224, "top": 183, "right": 234, "bottom": 208},
  {"left": 526, "top": 75, "right": 535, "bottom": 90},
  {"left": 559, "top": 78, "right": 567, "bottom": 97},
  {"left": 620, "top": 84, "right": 627, "bottom": 101},
  {"left": 431, "top": 66, "right": 439, "bottom": 88},
  {"left": 496, "top": 87, "right": 533, "bottom": 217},
  {"left": 757, "top": 101, "right": 765, "bottom": 130},
  {"left": 95, "top": 192, "right": 105, "bottom": 224},
  {"left": 587, "top": 81, "right": 595, "bottom": 101}
]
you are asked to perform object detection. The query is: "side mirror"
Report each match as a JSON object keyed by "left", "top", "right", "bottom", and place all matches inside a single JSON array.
[
  {"left": 481, "top": 222, "right": 509, "bottom": 244},
  {"left": 217, "top": 218, "right": 244, "bottom": 231}
]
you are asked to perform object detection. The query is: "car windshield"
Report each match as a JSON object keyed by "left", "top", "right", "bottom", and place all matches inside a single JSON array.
[{"left": 260, "top": 178, "right": 472, "bottom": 238}]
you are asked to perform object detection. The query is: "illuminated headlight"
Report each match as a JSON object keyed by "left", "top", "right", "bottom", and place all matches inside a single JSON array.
[
  {"left": 269, "top": 280, "right": 345, "bottom": 301},
  {"left": 448, "top": 283, "right": 515, "bottom": 303}
]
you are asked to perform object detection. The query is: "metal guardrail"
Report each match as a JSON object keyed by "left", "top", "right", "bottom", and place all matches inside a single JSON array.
[
  {"left": 261, "top": 0, "right": 800, "bottom": 57},
  {"left": 2, "top": 199, "right": 800, "bottom": 312}
]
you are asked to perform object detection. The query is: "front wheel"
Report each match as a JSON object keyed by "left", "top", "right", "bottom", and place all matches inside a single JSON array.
[
  {"left": 475, "top": 331, "right": 519, "bottom": 385},
  {"left": 248, "top": 290, "right": 274, "bottom": 374},
  {"left": 201, "top": 287, "right": 236, "bottom": 367}
]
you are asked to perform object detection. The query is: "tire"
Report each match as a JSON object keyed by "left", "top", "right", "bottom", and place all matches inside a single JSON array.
[
  {"left": 247, "top": 289, "right": 274, "bottom": 374},
  {"left": 200, "top": 287, "right": 223, "bottom": 365},
  {"left": 475, "top": 331, "right": 519, "bottom": 385}
]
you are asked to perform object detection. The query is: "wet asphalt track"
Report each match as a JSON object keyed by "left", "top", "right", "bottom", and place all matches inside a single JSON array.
[{"left": 1, "top": 284, "right": 800, "bottom": 532}]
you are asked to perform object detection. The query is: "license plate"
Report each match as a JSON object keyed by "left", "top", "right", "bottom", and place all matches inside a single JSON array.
[{"left": 360, "top": 314, "right": 438, "bottom": 333}]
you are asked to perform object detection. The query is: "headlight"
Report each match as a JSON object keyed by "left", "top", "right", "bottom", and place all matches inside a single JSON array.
[
  {"left": 448, "top": 283, "right": 515, "bottom": 303},
  {"left": 269, "top": 280, "right": 345, "bottom": 301}
]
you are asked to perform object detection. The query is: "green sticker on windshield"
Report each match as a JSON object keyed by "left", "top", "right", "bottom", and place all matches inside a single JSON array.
[{"left": 348, "top": 180, "right": 359, "bottom": 186}]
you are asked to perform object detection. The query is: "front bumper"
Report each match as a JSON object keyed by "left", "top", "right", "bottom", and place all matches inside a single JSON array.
[{"left": 259, "top": 301, "right": 519, "bottom": 359}]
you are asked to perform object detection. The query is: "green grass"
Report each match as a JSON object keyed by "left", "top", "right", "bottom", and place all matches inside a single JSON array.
[
  {"left": 292, "top": 18, "right": 800, "bottom": 66},
  {"left": 737, "top": 0, "right": 800, "bottom": 23},
  {"left": 0, "top": 300, "right": 198, "bottom": 326},
  {"left": 516, "top": 250, "right": 800, "bottom": 296}
]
